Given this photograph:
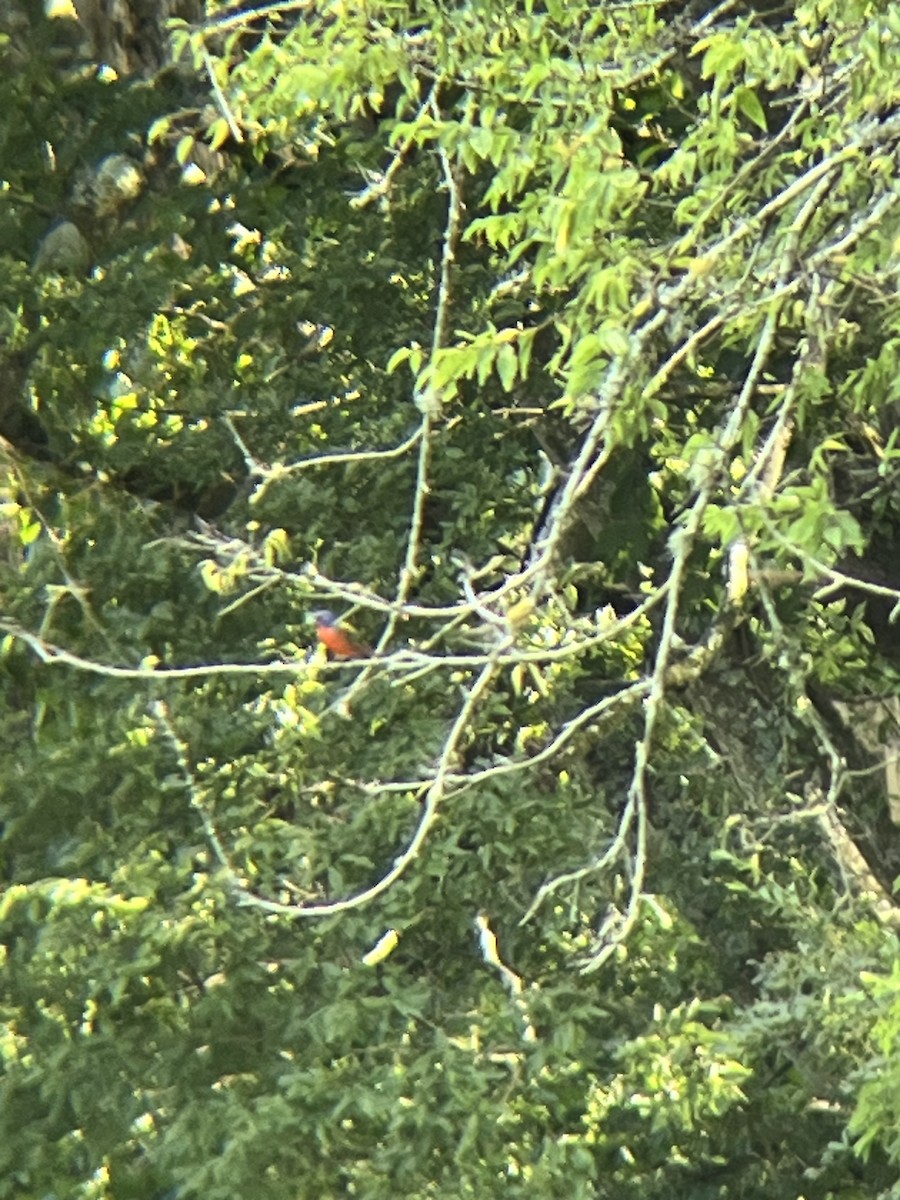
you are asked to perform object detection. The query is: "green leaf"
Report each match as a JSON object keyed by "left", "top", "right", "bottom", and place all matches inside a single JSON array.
[
  {"left": 496, "top": 342, "right": 518, "bottom": 392},
  {"left": 733, "top": 85, "right": 768, "bottom": 130}
]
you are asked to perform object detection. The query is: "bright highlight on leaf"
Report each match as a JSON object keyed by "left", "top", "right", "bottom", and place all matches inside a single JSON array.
[{"left": 362, "top": 929, "right": 399, "bottom": 966}]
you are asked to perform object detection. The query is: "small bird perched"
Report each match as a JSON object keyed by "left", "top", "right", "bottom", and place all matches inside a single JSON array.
[{"left": 312, "top": 610, "right": 371, "bottom": 659}]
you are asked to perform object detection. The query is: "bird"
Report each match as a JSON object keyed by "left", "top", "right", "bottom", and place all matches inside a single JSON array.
[{"left": 312, "top": 610, "right": 371, "bottom": 659}]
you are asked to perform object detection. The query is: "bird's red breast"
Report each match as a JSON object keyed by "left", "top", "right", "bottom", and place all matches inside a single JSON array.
[{"left": 315, "top": 619, "right": 370, "bottom": 659}]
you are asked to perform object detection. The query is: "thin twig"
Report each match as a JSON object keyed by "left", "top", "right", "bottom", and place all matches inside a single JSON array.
[
  {"left": 233, "top": 660, "right": 500, "bottom": 917},
  {"left": 350, "top": 81, "right": 440, "bottom": 210},
  {"left": 202, "top": 47, "right": 244, "bottom": 144}
]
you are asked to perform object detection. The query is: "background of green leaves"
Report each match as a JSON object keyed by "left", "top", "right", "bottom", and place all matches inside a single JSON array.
[{"left": 4, "top": 2, "right": 900, "bottom": 1197}]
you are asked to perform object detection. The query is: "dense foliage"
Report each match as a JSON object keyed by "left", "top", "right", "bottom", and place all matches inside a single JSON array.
[{"left": 4, "top": 1, "right": 900, "bottom": 1197}]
